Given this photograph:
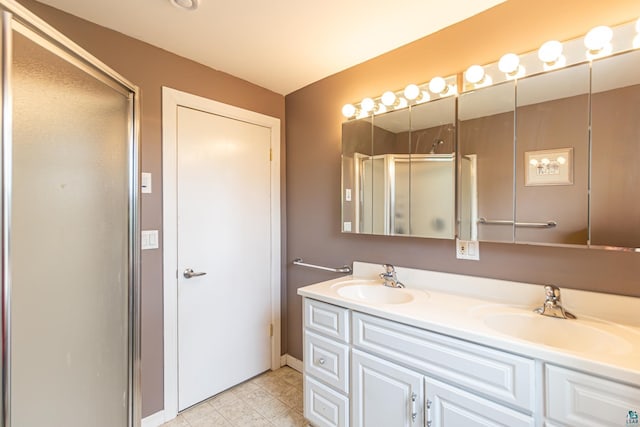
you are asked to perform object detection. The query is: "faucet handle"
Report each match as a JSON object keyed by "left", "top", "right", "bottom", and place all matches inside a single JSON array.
[
  {"left": 382, "top": 264, "right": 395, "bottom": 273},
  {"left": 544, "top": 284, "right": 560, "bottom": 301}
]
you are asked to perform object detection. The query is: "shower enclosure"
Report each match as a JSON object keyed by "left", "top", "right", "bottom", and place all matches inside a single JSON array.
[{"left": 1, "top": 1, "right": 139, "bottom": 426}]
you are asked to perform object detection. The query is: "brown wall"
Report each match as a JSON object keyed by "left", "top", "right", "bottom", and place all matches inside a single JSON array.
[
  {"left": 285, "top": 0, "right": 640, "bottom": 361},
  {"left": 19, "top": 0, "right": 285, "bottom": 417}
]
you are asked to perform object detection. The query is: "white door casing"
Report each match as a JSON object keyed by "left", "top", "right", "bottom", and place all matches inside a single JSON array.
[{"left": 162, "top": 87, "right": 281, "bottom": 419}]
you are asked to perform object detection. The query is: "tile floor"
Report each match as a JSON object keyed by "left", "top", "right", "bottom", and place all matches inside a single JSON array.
[{"left": 161, "top": 366, "right": 309, "bottom": 427}]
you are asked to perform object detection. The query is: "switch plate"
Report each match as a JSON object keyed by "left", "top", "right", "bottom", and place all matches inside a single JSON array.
[
  {"left": 141, "top": 230, "right": 159, "bottom": 250},
  {"left": 343, "top": 221, "right": 352, "bottom": 232},
  {"left": 141, "top": 172, "right": 152, "bottom": 194},
  {"left": 456, "top": 239, "right": 479, "bottom": 260},
  {"left": 345, "top": 188, "right": 352, "bottom": 202}
]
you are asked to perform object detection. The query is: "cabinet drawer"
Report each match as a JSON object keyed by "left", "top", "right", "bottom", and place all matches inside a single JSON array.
[
  {"left": 546, "top": 364, "right": 640, "bottom": 427},
  {"left": 305, "top": 375, "right": 349, "bottom": 427},
  {"left": 304, "top": 298, "right": 350, "bottom": 342},
  {"left": 304, "top": 330, "right": 349, "bottom": 393},
  {"left": 426, "top": 377, "right": 534, "bottom": 427},
  {"left": 352, "top": 311, "right": 535, "bottom": 412}
]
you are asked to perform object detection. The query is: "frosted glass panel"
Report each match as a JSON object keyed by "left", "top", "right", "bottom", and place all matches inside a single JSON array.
[{"left": 10, "top": 31, "right": 130, "bottom": 427}]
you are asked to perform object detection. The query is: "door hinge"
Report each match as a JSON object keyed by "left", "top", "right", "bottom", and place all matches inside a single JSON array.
[
  {"left": 269, "top": 148, "right": 273, "bottom": 161},
  {"left": 269, "top": 323, "right": 274, "bottom": 337}
]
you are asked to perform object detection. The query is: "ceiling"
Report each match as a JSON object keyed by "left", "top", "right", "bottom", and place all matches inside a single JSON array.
[{"left": 35, "top": 0, "right": 505, "bottom": 95}]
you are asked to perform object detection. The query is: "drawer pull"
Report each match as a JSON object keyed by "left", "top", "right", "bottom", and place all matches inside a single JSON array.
[
  {"left": 318, "top": 358, "right": 326, "bottom": 365},
  {"left": 411, "top": 392, "right": 417, "bottom": 422},
  {"left": 426, "top": 399, "right": 432, "bottom": 427}
]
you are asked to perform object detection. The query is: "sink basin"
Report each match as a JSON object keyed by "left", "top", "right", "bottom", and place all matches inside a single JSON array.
[
  {"left": 483, "top": 311, "right": 634, "bottom": 355},
  {"left": 336, "top": 284, "right": 414, "bottom": 305}
]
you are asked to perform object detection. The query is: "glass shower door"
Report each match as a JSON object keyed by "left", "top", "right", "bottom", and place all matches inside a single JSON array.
[{"left": 4, "top": 15, "right": 137, "bottom": 427}]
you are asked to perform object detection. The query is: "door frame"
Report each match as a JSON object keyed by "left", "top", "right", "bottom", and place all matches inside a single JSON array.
[{"left": 161, "top": 87, "right": 281, "bottom": 420}]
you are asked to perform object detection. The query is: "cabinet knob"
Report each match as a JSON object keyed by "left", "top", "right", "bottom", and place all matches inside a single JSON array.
[{"left": 318, "top": 358, "right": 325, "bottom": 365}]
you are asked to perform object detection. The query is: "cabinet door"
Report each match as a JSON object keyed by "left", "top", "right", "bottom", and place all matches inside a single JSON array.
[
  {"left": 352, "top": 349, "right": 423, "bottom": 427},
  {"left": 425, "top": 377, "right": 534, "bottom": 427}
]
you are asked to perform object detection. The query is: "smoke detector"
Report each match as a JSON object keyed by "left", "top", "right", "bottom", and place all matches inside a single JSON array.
[{"left": 169, "top": 0, "right": 199, "bottom": 11}]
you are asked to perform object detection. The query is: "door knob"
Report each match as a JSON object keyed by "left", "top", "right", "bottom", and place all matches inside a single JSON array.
[{"left": 183, "top": 268, "right": 207, "bottom": 279}]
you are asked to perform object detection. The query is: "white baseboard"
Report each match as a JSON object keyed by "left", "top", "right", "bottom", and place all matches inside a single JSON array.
[
  {"left": 284, "top": 354, "right": 303, "bottom": 372},
  {"left": 280, "top": 354, "right": 287, "bottom": 367},
  {"left": 141, "top": 410, "right": 165, "bottom": 427}
]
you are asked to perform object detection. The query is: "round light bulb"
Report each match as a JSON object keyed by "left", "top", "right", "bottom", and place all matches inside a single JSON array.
[
  {"left": 556, "top": 156, "right": 566, "bottom": 165},
  {"left": 538, "top": 40, "right": 563, "bottom": 63},
  {"left": 428, "top": 77, "right": 447, "bottom": 94},
  {"left": 529, "top": 159, "right": 539, "bottom": 166},
  {"left": 585, "top": 26, "right": 613, "bottom": 51},
  {"left": 498, "top": 53, "right": 520, "bottom": 74},
  {"left": 361, "top": 97, "right": 375, "bottom": 113},
  {"left": 341, "top": 103, "right": 356, "bottom": 118},
  {"left": 541, "top": 158, "right": 550, "bottom": 165},
  {"left": 381, "top": 91, "right": 397, "bottom": 106},
  {"left": 404, "top": 84, "right": 420, "bottom": 100},
  {"left": 375, "top": 104, "right": 387, "bottom": 115},
  {"left": 465, "top": 65, "right": 485, "bottom": 84}
]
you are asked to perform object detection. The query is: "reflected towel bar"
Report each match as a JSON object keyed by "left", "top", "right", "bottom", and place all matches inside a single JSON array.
[
  {"left": 478, "top": 217, "right": 557, "bottom": 228},
  {"left": 292, "top": 258, "right": 352, "bottom": 274}
]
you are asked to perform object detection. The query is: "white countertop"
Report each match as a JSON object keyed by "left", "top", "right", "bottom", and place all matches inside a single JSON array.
[{"left": 297, "top": 262, "right": 640, "bottom": 386}]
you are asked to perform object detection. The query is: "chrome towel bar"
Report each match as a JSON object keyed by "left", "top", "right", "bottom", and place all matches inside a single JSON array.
[
  {"left": 292, "top": 258, "right": 352, "bottom": 274},
  {"left": 478, "top": 217, "right": 557, "bottom": 228}
]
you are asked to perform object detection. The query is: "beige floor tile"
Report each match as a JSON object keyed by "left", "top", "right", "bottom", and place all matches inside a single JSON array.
[
  {"left": 254, "top": 396, "right": 290, "bottom": 420},
  {"left": 208, "top": 390, "right": 240, "bottom": 409},
  {"left": 270, "top": 408, "right": 308, "bottom": 427},
  {"left": 160, "top": 414, "right": 190, "bottom": 427},
  {"left": 188, "top": 411, "right": 233, "bottom": 427},
  {"left": 181, "top": 401, "right": 218, "bottom": 424}
]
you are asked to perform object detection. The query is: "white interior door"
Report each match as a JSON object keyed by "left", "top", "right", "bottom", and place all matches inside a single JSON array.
[{"left": 176, "top": 106, "right": 272, "bottom": 410}]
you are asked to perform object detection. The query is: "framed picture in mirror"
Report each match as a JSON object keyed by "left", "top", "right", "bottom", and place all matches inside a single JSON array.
[{"left": 524, "top": 147, "right": 573, "bottom": 186}]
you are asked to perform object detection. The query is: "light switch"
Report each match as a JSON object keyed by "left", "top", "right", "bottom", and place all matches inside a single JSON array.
[
  {"left": 345, "top": 188, "right": 352, "bottom": 202},
  {"left": 141, "top": 230, "right": 159, "bottom": 250},
  {"left": 141, "top": 172, "right": 152, "bottom": 194},
  {"left": 343, "top": 222, "right": 352, "bottom": 232}
]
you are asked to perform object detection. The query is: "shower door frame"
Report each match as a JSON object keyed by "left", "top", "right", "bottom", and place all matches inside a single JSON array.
[{"left": 0, "top": 1, "right": 141, "bottom": 426}]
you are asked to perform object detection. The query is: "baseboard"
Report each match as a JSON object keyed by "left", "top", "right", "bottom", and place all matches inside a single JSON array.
[
  {"left": 280, "top": 354, "right": 287, "bottom": 367},
  {"left": 141, "top": 410, "right": 165, "bottom": 427},
  {"left": 284, "top": 354, "right": 303, "bottom": 372}
]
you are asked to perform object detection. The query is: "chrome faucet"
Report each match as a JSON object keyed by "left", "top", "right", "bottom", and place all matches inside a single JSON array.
[
  {"left": 534, "top": 285, "right": 575, "bottom": 319},
  {"left": 379, "top": 264, "right": 404, "bottom": 288}
]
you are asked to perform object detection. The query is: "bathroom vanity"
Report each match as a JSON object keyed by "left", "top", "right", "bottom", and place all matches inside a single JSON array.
[{"left": 298, "top": 262, "right": 640, "bottom": 427}]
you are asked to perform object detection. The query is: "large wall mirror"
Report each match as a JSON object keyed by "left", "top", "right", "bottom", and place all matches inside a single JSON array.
[
  {"left": 341, "top": 98, "right": 455, "bottom": 238},
  {"left": 342, "top": 18, "right": 640, "bottom": 250}
]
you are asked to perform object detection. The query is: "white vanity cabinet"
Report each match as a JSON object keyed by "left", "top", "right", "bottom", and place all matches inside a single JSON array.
[
  {"left": 303, "top": 298, "right": 351, "bottom": 427},
  {"left": 545, "top": 365, "right": 640, "bottom": 427},
  {"left": 351, "top": 312, "right": 535, "bottom": 427},
  {"left": 302, "top": 295, "right": 640, "bottom": 427}
]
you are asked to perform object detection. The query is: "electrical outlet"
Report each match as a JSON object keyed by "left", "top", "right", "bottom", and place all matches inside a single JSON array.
[{"left": 456, "top": 239, "right": 480, "bottom": 260}]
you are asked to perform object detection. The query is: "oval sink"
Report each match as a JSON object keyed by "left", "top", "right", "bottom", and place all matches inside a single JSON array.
[
  {"left": 337, "top": 284, "right": 414, "bottom": 304},
  {"left": 483, "top": 311, "right": 634, "bottom": 355}
]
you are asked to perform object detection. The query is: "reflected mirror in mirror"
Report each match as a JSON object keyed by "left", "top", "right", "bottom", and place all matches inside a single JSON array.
[
  {"left": 590, "top": 50, "right": 640, "bottom": 249},
  {"left": 371, "top": 108, "right": 411, "bottom": 235},
  {"left": 342, "top": 116, "right": 372, "bottom": 233},
  {"left": 458, "top": 81, "right": 515, "bottom": 243},
  {"left": 515, "top": 63, "right": 590, "bottom": 245},
  {"left": 410, "top": 98, "right": 456, "bottom": 239}
]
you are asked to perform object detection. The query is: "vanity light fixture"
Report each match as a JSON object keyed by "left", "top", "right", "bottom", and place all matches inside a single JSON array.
[
  {"left": 538, "top": 40, "right": 566, "bottom": 70},
  {"left": 404, "top": 84, "right": 420, "bottom": 101},
  {"left": 416, "top": 90, "right": 430, "bottom": 104},
  {"left": 464, "top": 64, "right": 493, "bottom": 88},
  {"left": 341, "top": 103, "right": 356, "bottom": 118},
  {"left": 585, "top": 25, "right": 613, "bottom": 59},
  {"left": 498, "top": 53, "right": 526, "bottom": 79},
  {"left": 395, "top": 97, "right": 408, "bottom": 109},
  {"left": 361, "top": 97, "right": 375, "bottom": 113},
  {"left": 381, "top": 91, "right": 397, "bottom": 106},
  {"left": 169, "top": 0, "right": 199, "bottom": 11},
  {"left": 428, "top": 76, "right": 446, "bottom": 94}
]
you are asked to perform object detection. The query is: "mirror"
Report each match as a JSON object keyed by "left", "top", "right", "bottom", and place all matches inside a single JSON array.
[
  {"left": 341, "top": 98, "right": 455, "bottom": 238},
  {"left": 515, "top": 63, "right": 590, "bottom": 245},
  {"left": 409, "top": 98, "right": 456, "bottom": 239},
  {"left": 458, "top": 81, "right": 515, "bottom": 243},
  {"left": 590, "top": 50, "right": 640, "bottom": 249}
]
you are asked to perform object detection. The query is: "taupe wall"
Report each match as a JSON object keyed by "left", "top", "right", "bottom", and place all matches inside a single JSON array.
[
  {"left": 285, "top": 0, "right": 640, "bottom": 361},
  {"left": 19, "top": 0, "right": 285, "bottom": 417}
]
